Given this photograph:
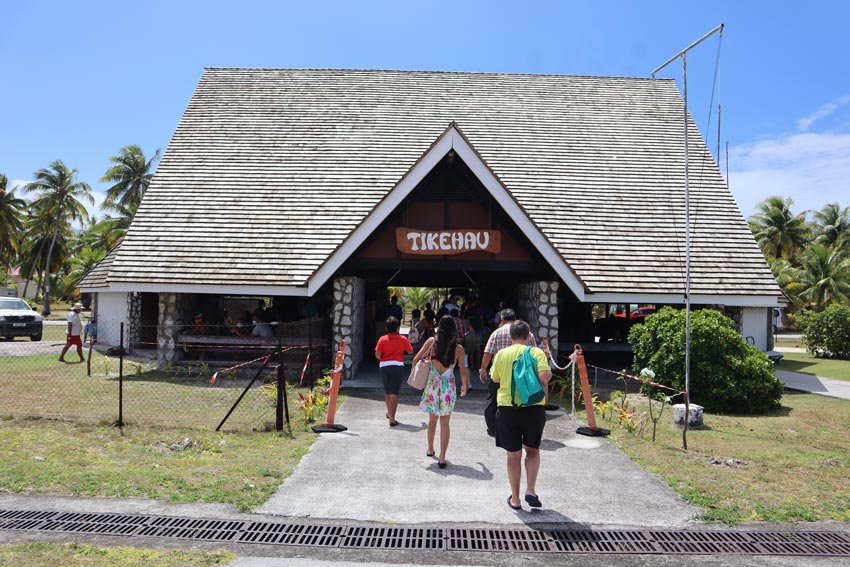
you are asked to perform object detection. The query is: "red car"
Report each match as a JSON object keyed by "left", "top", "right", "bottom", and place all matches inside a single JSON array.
[{"left": 630, "top": 306, "right": 656, "bottom": 321}]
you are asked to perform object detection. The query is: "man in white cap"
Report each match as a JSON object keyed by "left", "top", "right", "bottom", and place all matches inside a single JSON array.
[{"left": 59, "top": 303, "right": 85, "bottom": 363}]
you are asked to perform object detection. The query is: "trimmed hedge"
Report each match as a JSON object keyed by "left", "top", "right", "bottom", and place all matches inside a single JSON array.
[
  {"left": 800, "top": 305, "right": 850, "bottom": 359},
  {"left": 629, "top": 307, "right": 783, "bottom": 414}
]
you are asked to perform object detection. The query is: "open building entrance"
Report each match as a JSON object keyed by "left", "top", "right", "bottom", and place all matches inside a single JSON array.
[{"left": 330, "top": 151, "right": 578, "bottom": 379}]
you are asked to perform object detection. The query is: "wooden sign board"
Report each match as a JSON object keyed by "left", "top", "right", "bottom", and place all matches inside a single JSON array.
[{"left": 396, "top": 228, "right": 501, "bottom": 255}]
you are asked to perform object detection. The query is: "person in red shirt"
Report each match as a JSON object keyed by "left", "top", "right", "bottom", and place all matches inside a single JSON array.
[{"left": 375, "top": 316, "right": 413, "bottom": 427}]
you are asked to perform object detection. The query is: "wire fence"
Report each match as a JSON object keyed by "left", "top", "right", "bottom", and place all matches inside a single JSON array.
[{"left": 0, "top": 318, "right": 328, "bottom": 432}]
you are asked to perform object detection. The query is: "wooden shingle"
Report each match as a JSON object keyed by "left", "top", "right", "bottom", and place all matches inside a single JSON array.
[{"left": 107, "top": 68, "right": 779, "bottom": 298}]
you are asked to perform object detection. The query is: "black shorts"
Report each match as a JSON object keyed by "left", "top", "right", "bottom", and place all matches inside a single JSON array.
[
  {"left": 495, "top": 405, "right": 546, "bottom": 452},
  {"left": 380, "top": 365, "right": 406, "bottom": 395}
]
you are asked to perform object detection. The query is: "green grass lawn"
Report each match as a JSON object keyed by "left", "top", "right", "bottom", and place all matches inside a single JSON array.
[
  {"left": 776, "top": 351, "right": 850, "bottom": 382},
  {"left": 0, "top": 416, "right": 319, "bottom": 513},
  {"left": 0, "top": 352, "right": 334, "bottom": 512},
  {"left": 601, "top": 390, "right": 850, "bottom": 524},
  {"left": 774, "top": 336, "right": 806, "bottom": 349},
  {"left": 0, "top": 542, "right": 233, "bottom": 566}
]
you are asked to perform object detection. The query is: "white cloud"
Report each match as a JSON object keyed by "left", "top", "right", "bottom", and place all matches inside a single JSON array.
[
  {"left": 9, "top": 179, "right": 29, "bottom": 193},
  {"left": 729, "top": 130, "right": 850, "bottom": 218},
  {"left": 796, "top": 95, "right": 850, "bottom": 132}
]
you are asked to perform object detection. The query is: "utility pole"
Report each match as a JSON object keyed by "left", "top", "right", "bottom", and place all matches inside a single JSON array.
[{"left": 652, "top": 23, "right": 724, "bottom": 450}]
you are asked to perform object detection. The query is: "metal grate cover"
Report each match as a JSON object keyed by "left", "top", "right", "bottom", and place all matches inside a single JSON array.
[{"left": 1, "top": 509, "right": 849, "bottom": 556}]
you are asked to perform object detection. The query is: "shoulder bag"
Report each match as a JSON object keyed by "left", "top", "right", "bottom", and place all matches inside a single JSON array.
[{"left": 407, "top": 344, "right": 432, "bottom": 390}]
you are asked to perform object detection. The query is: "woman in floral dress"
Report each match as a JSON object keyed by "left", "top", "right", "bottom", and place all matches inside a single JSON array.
[{"left": 412, "top": 315, "right": 469, "bottom": 468}]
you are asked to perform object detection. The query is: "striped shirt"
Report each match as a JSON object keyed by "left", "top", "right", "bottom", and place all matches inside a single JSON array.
[{"left": 483, "top": 324, "right": 537, "bottom": 355}]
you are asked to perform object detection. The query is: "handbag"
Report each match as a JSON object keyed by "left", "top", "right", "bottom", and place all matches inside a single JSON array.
[{"left": 407, "top": 346, "right": 432, "bottom": 390}]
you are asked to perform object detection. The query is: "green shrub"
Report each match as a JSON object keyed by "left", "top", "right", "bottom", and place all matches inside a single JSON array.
[
  {"left": 629, "top": 307, "right": 783, "bottom": 414},
  {"left": 800, "top": 305, "right": 850, "bottom": 359}
]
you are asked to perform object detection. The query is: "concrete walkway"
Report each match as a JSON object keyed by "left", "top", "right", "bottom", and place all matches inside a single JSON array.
[
  {"left": 775, "top": 369, "right": 850, "bottom": 400},
  {"left": 257, "top": 388, "right": 697, "bottom": 528}
]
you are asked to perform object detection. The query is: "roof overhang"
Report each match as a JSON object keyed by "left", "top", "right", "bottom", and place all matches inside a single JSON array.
[
  {"left": 306, "top": 122, "right": 589, "bottom": 299},
  {"left": 98, "top": 282, "right": 310, "bottom": 296},
  {"left": 585, "top": 292, "right": 781, "bottom": 308}
]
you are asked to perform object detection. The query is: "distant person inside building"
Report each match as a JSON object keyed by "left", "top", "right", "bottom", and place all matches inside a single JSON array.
[
  {"left": 491, "top": 320, "right": 551, "bottom": 510},
  {"left": 436, "top": 300, "right": 449, "bottom": 320},
  {"left": 408, "top": 308, "right": 424, "bottom": 352},
  {"left": 187, "top": 313, "right": 208, "bottom": 335},
  {"left": 445, "top": 295, "right": 460, "bottom": 315},
  {"left": 230, "top": 316, "right": 251, "bottom": 337},
  {"left": 58, "top": 303, "right": 85, "bottom": 363},
  {"left": 387, "top": 296, "right": 403, "bottom": 322},
  {"left": 251, "top": 315, "right": 274, "bottom": 338},
  {"left": 463, "top": 295, "right": 483, "bottom": 371},
  {"left": 413, "top": 315, "right": 469, "bottom": 468},
  {"left": 423, "top": 302, "right": 436, "bottom": 323},
  {"left": 375, "top": 316, "right": 413, "bottom": 427},
  {"left": 253, "top": 299, "right": 268, "bottom": 322},
  {"left": 418, "top": 310, "right": 436, "bottom": 347},
  {"left": 450, "top": 308, "right": 474, "bottom": 378}
]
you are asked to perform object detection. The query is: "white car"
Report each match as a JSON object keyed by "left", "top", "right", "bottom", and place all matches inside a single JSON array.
[{"left": 0, "top": 298, "right": 43, "bottom": 341}]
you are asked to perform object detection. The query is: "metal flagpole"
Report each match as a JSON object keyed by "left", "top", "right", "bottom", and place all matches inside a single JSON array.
[{"left": 652, "top": 23, "right": 724, "bottom": 450}]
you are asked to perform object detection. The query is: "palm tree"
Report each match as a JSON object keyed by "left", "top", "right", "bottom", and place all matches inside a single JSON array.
[
  {"left": 101, "top": 145, "right": 161, "bottom": 211},
  {"left": 18, "top": 206, "right": 58, "bottom": 299},
  {"left": 812, "top": 202, "right": 850, "bottom": 247},
  {"left": 63, "top": 246, "right": 106, "bottom": 297},
  {"left": 27, "top": 161, "right": 93, "bottom": 315},
  {"left": 0, "top": 174, "right": 27, "bottom": 269},
  {"left": 98, "top": 201, "right": 138, "bottom": 245},
  {"left": 768, "top": 257, "right": 804, "bottom": 307},
  {"left": 749, "top": 196, "right": 810, "bottom": 260},
  {"left": 794, "top": 244, "right": 850, "bottom": 311},
  {"left": 400, "top": 287, "right": 439, "bottom": 310}
]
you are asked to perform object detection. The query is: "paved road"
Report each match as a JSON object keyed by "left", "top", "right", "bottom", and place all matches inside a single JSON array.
[
  {"left": 0, "top": 339, "right": 67, "bottom": 357},
  {"left": 258, "top": 389, "right": 697, "bottom": 527},
  {"left": 776, "top": 370, "right": 850, "bottom": 400}
]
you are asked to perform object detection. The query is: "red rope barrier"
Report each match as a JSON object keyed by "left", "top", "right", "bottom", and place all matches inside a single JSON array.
[
  {"left": 210, "top": 354, "right": 274, "bottom": 384},
  {"left": 299, "top": 352, "right": 311, "bottom": 385},
  {"left": 540, "top": 339, "right": 686, "bottom": 398},
  {"left": 583, "top": 362, "right": 687, "bottom": 397}
]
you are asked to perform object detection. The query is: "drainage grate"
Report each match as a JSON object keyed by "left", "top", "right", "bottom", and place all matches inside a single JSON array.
[
  {"left": 1, "top": 509, "right": 849, "bottom": 557},
  {"left": 341, "top": 526, "right": 443, "bottom": 550}
]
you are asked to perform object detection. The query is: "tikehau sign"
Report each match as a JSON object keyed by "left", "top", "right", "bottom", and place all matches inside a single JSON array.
[{"left": 396, "top": 228, "right": 501, "bottom": 255}]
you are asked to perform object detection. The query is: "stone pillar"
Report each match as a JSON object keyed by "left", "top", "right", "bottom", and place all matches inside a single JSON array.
[
  {"left": 157, "top": 292, "right": 183, "bottom": 368},
  {"left": 126, "top": 292, "right": 142, "bottom": 350},
  {"left": 517, "top": 281, "right": 559, "bottom": 352},
  {"left": 332, "top": 276, "right": 365, "bottom": 379}
]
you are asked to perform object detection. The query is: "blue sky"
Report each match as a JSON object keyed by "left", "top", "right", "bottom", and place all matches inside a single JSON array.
[{"left": 2, "top": 1, "right": 848, "bottom": 219}]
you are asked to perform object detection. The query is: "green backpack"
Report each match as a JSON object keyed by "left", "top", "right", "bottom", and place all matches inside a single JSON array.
[{"left": 511, "top": 346, "right": 545, "bottom": 406}]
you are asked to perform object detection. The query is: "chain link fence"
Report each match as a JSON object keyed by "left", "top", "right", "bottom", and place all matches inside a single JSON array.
[{"left": 0, "top": 318, "right": 325, "bottom": 432}]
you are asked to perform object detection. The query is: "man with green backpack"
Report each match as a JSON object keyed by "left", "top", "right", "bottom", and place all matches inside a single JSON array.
[{"left": 490, "top": 320, "right": 552, "bottom": 511}]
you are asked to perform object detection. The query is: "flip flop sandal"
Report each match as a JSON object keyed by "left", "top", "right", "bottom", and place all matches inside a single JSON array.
[{"left": 524, "top": 494, "right": 542, "bottom": 508}]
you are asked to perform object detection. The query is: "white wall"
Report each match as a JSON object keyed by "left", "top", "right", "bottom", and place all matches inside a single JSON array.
[
  {"left": 95, "top": 291, "right": 129, "bottom": 348},
  {"left": 16, "top": 282, "right": 36, "bottom": 300},
  {"left": 741, "top": 307, "right": 770, "bottom": 351}
]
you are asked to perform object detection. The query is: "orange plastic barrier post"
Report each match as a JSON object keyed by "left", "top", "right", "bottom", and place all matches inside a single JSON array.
[
  {"left": 312, "top": 339, "right": 348, "bottom": 433},
  {"left": 573, "top": 344, "right": 610, "bottom": 437}
]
